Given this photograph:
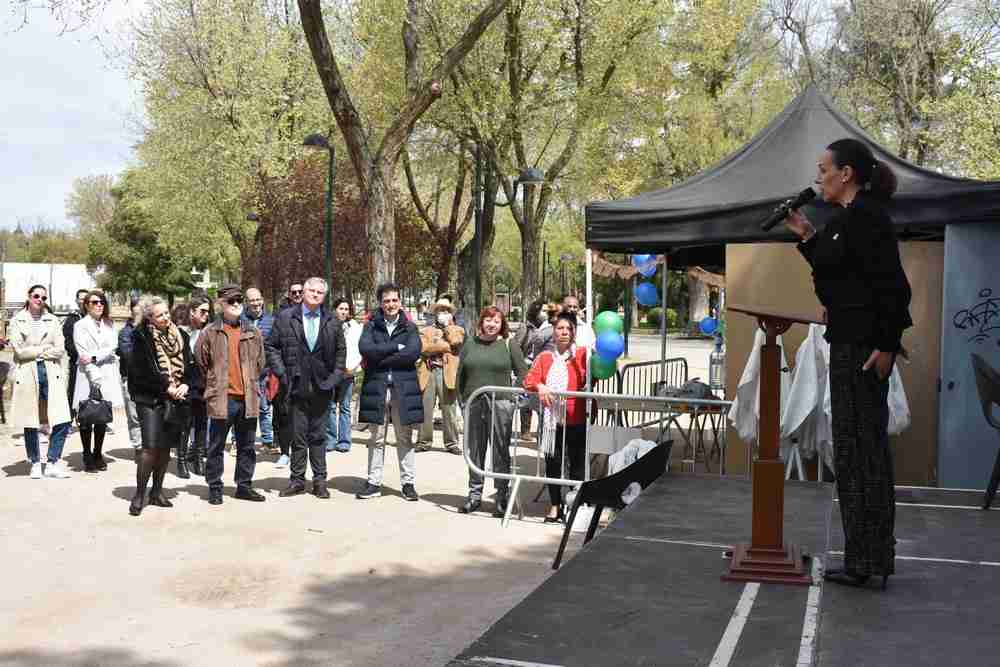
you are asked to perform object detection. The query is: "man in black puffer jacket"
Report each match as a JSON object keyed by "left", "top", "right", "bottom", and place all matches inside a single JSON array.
[{"left": 355, "top": 281, "right": 423, "bottom": 501}]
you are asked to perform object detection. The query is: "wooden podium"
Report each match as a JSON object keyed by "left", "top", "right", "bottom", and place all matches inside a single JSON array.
[{"left": 722, "top": 304, "right": 824, "bottom": 586}]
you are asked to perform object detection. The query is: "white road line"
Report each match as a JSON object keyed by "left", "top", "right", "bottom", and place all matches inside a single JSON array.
[
  {"left": 708, "top": 583, "right": 760, "bottom": 667},
  {"left": 617, "top": 535, "right": 734, "bottom": 550},
  {"left": 827, "top": 551, "right": 1000, "bottom": 567},
  {"left": 468, "top": 657, "right": 565, "bottom": 667},
  {"left": 796, "top": 557, "right": 823, "bottom": 667}
]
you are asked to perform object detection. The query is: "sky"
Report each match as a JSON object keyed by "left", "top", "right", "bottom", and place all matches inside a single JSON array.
[{"left": 0, "top": 3, "right": 143, "bottom": 231}]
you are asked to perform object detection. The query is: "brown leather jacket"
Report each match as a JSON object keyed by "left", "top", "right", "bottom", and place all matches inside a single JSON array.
[
  {"left": 416, "top": 323, "right": 465, "bottom": 391},
  {"left": 195, "top": 319, "right": 265, "bottom": 420}
]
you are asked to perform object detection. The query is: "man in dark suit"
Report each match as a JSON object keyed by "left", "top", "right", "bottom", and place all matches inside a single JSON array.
[{"left": 266, "top": 277, "right": 347, "bottom": 499}]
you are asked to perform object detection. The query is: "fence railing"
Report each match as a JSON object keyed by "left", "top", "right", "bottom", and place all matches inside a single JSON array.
[{"left": 461, "top": 385, "right": 732, "bottom": 526}]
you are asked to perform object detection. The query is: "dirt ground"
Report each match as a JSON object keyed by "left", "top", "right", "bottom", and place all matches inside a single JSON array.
[{"left": 0, "top": 412, "right": 580, "bottom": 667}]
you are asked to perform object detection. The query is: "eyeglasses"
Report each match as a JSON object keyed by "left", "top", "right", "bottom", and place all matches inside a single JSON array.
[
  {"left": 30, "top": 294, "right": 47, "bottom": 301},
  {"left": 88, "top": 300, "right": 105, "bottom": 306},
  {"left": 226, "top": 297, "right": 244, "bottom": 305},
  {"left": 290, "top": 290, "right": 303, "bottom": 295}
]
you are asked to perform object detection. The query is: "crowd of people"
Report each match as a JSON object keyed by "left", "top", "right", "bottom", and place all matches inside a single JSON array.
[{"left": 7, "top": 278, "right": 593, "bottom": 522}]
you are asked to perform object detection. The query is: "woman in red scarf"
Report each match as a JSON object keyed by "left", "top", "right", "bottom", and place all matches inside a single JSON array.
[{"left": 523, "top": 312, "right": 588, "bottom": 522}]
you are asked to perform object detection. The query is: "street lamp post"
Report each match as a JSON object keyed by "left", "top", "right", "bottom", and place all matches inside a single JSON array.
[{"left": 304, "top": 133, "right": 335, "bottom": 307}]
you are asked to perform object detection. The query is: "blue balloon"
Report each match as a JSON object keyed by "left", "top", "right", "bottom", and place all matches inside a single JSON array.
[
  {"left": 699, "top": 317, "right": 718, "bottom": 334},
  {"left": 595, "top": 331, "right": 625, "bottom": 360},
  {"left": 635, "top": 281, "right": 659, "bottom": 306},
  {"left": 633, "top": 254, "right": 658, "bottom": 278}
]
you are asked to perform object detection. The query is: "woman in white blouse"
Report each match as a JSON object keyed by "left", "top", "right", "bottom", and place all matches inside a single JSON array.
[
  {"left": 327, "top": 298, "right": 363, "bottom": 453},
  {"left": 73, "top": 290, "right": 124, "bottom": 472}
]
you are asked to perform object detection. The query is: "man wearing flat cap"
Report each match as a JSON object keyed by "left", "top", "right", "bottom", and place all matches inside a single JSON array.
[
  {"left": 196, "top": 284, "right": 267, "bottom": 504},
  {"left": 415, "top": 296, "right": 465, "bottom": 454}
]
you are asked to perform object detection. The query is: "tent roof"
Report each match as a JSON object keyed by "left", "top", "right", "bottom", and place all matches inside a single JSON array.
[{"left": 585, "top": 85, "right": 1000, "bottom": 263}]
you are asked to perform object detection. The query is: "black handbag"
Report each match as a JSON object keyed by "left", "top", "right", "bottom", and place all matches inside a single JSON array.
[
  {"left": 163, "top": 398, "right": 192, "bottom": 426},
  {"left": 77, "top": 386, "right": 113, "bottom": 427}
]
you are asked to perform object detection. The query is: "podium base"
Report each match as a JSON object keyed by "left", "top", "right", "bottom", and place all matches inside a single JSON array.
[{"left": 722, "top": 543, "right": 813, "bottom": 586}]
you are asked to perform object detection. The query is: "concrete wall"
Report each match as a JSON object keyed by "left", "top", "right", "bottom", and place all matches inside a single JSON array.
[{"left": 724, "top": 241, "right": 943, "bottom": 485}]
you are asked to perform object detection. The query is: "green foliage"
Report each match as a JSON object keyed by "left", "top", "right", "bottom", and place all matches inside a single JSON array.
[
  {"left": 644, "top": 307, "right": 678, "bottom": 330},
  {"left": 87, "top": 171, "right": 206, "bottom": 298},
  {"left": 0, "top": 225, "right": 89, "bottom": 264}
]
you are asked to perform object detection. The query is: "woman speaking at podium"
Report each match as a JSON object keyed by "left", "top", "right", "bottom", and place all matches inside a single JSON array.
[{"left": 785, "top": 138, "right": 912, "bottom": 590}]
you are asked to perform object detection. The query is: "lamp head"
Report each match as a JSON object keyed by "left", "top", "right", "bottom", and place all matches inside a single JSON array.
[
  {"left": 303, "top": 133, "right": 331, "bottom": 150},
  {"left": 517, "top": 167, "right": 545, "bottom": 185}
]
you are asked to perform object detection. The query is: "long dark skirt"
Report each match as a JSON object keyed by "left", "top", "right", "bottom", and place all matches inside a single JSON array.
[{"left": 829, "top": 342, "right": 896, "bottom": 577}]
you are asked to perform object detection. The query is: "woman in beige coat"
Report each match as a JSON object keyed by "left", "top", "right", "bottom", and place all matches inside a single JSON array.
[{"left": 8, "top": 285, "right": 73, "bottom": 479}]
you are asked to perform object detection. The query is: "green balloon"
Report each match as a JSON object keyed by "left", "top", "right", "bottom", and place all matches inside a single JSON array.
[
  {"left": 591, "top": 353, "right": 618, "bottom": 380},
  {"left": 594, "top": 310, "right": 624, "bottom": 335}
]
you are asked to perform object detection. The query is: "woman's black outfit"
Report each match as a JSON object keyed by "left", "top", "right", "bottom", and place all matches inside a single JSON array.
[
  {"left": 182, "top": 330, "right": 208, "bottom": 477},
  {"left": 798, "top": 192, "right": 912, "bottom": 582},
  {"left": 547, "top": 424, "right": 586, "bottom": 508},
  {"left": 127, "top": 323, "right": 195, "bottom": 516}
]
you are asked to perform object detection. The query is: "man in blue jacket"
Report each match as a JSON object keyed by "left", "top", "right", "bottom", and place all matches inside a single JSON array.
[
  {"left": 356, "top": 281, "right": 423, "bottom": 501},
  {"left": 243, "top": 287, "right": 276, "bottom": 452}
]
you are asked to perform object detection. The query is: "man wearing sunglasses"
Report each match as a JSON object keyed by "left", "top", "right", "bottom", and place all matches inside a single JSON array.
[
  {"left": 280, "top": 283, "right": 304, "bottom": 312},
  {"left": 195, "top": 285, "right": 267, "bottom": 504}
]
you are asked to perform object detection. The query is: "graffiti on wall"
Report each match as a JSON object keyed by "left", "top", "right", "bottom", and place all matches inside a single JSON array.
[{"left": 953, "top": 288, "right": 1000, "bottom": 344}]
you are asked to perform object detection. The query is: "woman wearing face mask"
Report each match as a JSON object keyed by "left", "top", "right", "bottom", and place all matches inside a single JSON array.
[
  {"left": 524, "top": 312, "right": 589, "bottom": 523},
  {"left": 8, "top": 285, "right": 73, "bottom": 479},
  {"left": 327, "top": 298, "right": 363, "bottom": 453},
  {"left": 786, "top": 138, "right": 912, "bottom": 590},
  {"left": 415, "top": 297, "right": 466, "bottom": 454},
  {"left": 127, "top": 297, "right": 195, "bottom": 516},
  {"left": 73, "top": 290, "right": 124, "bottom": 472},
  {"left": 456, "top": 307, "right": 529, "bottom": 516}
]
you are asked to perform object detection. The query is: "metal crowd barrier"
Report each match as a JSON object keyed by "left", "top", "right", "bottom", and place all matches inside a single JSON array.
[{"left": 461, "top": 385, "right": 732, "bottom": 526}]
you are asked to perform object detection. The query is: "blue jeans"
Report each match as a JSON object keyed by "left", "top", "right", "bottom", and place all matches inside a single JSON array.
[
  {"left": 326, "top": 377, "right": 354, "bottom": 452},
  {"left": 24, "top": 361, "right": 71, "bottom": 463},
  {"left": 257, "top": 378, "right": 273, "bottom": 444},
  {"left": 24, "top": 423, "right": 71, "bottom": 464}
]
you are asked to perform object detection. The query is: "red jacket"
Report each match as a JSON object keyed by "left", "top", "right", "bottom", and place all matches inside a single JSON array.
[{"left": 524, "top": 347, "right": 589, "bottom": 425}]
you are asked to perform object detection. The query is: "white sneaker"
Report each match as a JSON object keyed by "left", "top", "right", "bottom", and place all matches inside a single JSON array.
[
  {"left": 43, "top": 462, "right": 72, "bottom": 479},
  {"left": 30, "top": 462, "right": 43, "bottom": 479},
  {"left": 274, "top": 454, "right": 289, "bottom": 469}
]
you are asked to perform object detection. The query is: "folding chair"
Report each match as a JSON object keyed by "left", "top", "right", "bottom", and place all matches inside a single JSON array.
[{"left": 552, "top": 440, "right": 671, "bottom": 570}]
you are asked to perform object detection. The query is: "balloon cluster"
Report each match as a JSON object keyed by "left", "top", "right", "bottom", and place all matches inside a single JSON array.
[
  {"left": 632, "top": 255, "right": 660, "bottom": 307},
  {"left": 589, "top": 310, "right": 624, "bottom": 379}
]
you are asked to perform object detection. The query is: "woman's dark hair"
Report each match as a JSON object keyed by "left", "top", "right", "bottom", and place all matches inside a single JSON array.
[
  {"left": 554, "top": 311, "right": 578, "bottom": 336},
  {"left": 332, "top": 297, "right": 354, "bottom": 317},
  {"left": 171, "top": 302, "right": 191, "bottom": 328},
  {"left": 477, "top": 306, "right": 510, "bottom": 338},
  {"left": 826, "top": 138, "right": 897, "bottom": 199},
  {"left": 24, "top": 284, "right": 51, "bottom": 312},
  {"left": 526, "top": 298, "right": 545, "bottom": 325},
  {"left": 84, "top": 289, "right": 112, "bottom": 326}
]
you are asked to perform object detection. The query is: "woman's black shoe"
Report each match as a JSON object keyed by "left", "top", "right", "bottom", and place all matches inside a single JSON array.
[
  {"left": 148, "top": 495, "right": 173, "bottom": 508},
  {"left": 824, "top": 568, "right": 871, "bottom": 587},
  {"left": 493, "top": 489, "right": 509, "bottom": 518},
  {"left": 129, "top": 496, "right": 144, "bottom": 516},
  {"left": 83, "top": 453, "right": 99, "bottom": 473},
  {"left": 460, "top": 498, "right": 482, "bottom": 514},
  {"left": 543, "top": 506, "right": 565, "bottom": 524}
]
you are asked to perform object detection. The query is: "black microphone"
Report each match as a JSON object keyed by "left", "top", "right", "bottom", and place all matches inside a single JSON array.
[{"left": 760, "top": 187, "right": 817, "bottom": 232}]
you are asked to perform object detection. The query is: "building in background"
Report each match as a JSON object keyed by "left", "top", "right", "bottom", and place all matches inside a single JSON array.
[{"left": 1, "top": 262, "right": 99, "bottom": 315}]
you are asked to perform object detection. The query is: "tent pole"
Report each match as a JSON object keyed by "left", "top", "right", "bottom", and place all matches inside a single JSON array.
[
  {"left": 660, "top": 255, "right": 668, "bottom": 379},
  {"left": 585, "top": 248, "right": 594, "bottom": 481}
]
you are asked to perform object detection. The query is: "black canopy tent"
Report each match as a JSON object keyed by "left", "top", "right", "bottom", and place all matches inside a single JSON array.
[{"left": 585, "top": 85, "right": 1000, "bottom": 266}]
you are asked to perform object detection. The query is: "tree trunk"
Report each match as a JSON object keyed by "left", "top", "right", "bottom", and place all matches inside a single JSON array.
[
  {"left": 367, "top": 163, "right": 396, "bottom": 290},
  {"left": 435, "top": 235, "right": 456, "bottom": 297},
  {"left": 518, "top": 206, "right": 540, "bottom": 317}
]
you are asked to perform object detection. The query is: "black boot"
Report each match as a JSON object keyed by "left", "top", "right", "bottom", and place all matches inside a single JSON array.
[
  {"left": 493, "top": 486, "right": 510, "bottom": 518},
  {"left": 130, "top": 451, "right": 153, "bottom": 516},
  {"left": 148, "top": 458, "right": 173, "bottom": 508},
  {"left": 93, "top": 432, "right": 107, "bottom": 471},
  {"left": 187, "top": 435, "right": 204, "bottom": 477},
  {"left": 175, "top": 436, "right": 190, "bottom": 479},
  {"left": 81, "top": 428, "right": 97, "bottom": 473}
]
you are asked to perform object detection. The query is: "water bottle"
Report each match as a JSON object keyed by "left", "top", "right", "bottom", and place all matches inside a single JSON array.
[{"left": 709, "top": 333, "right": 725, "bottom": 396}]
